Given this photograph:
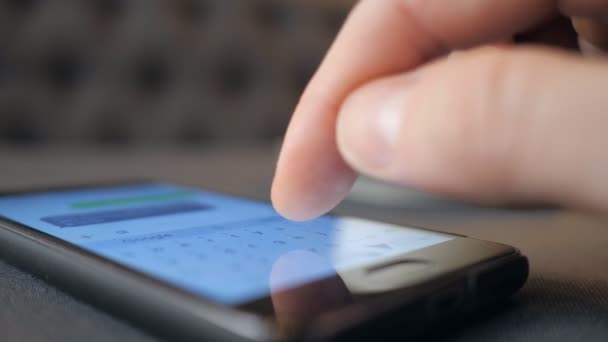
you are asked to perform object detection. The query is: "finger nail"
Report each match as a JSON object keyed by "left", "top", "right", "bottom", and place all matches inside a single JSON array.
[
  {"left": 572, "top": 17, "right": 608, "bottom": 55},
  {"left": 578, "top": 37, "right": 607, "bottom": 55},
  {"left": 337, "top": 75, "right": 415, "bottom": 172}
]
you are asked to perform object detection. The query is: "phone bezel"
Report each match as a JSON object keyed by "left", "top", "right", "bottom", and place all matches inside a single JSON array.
[{"left": 0, "top": 181, "right": 524, "bottom": 341}]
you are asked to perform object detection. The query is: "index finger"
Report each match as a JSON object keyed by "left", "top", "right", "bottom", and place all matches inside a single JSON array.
[{"left": 271, "top": 0, "right": 576, "bottom": 221}]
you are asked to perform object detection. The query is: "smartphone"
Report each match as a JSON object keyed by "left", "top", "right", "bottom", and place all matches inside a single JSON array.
[{"left": 0, "top": 181, "right": 528, "bottom": 341}]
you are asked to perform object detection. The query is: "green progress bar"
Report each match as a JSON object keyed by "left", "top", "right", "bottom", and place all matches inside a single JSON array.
[{"left": 71, "top": 191, "right": 197, "bottom": 209}]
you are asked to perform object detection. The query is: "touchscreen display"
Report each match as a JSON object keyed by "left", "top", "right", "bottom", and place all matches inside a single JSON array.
[{"left": 0, "top": 183, "right": 453, "bottom": 305}]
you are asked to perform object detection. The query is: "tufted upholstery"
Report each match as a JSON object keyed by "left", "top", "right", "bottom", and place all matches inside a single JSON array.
[{"left": 0, "top": 0, "right": 354, "bottom": 145}]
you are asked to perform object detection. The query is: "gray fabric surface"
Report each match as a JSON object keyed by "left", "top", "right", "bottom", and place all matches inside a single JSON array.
[
  {"left": 446, "top": 276, "right": 608, "bottom": 341},
  {"left": 1, "top": 145, "right": 608, "bottom": 341},
  {"left": 0, "top": 260, "right": 157, "bottom": 342}
]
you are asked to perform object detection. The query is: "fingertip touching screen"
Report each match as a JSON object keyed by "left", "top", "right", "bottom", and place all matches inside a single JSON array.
[{"left": 0, "top": 183, "right": 453, "bottom": 305}]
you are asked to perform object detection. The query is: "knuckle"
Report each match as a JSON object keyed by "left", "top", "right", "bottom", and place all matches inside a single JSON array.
[{"left": 441, "top": 47, "right": 527, "bottom": 194}]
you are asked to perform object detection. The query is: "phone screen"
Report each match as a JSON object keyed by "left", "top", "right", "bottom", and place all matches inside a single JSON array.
[{"left": 0, "top": 183, "right": 453, "bottom": 306}]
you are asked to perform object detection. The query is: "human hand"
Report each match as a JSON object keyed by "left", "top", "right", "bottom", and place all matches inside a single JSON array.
[{"left": 272, "top": 0, "right": 608, "bottom": 220}]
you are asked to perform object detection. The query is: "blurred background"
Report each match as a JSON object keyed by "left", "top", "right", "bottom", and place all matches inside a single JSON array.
[{"left": 0, "top": 0, "right": 355, "bottom": 145}]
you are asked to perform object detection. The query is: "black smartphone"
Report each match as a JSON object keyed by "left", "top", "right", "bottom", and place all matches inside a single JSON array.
[{"left": 0, "top": 181, "right": 528, "bottom": 341}]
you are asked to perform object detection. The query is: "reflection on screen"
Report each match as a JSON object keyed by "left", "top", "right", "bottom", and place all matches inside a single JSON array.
[{"left": 0, "top": 183, "right": 452, "bottom": 305}]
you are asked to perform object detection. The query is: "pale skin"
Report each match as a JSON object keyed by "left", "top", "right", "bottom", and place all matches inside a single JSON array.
[{"left": 271, "top": 0, "right": 608, "bottom": 221}]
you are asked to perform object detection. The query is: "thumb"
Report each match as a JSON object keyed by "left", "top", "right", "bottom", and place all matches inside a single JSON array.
[{"left": 336, "top": 46, "right": 608, "bottom": 211}]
